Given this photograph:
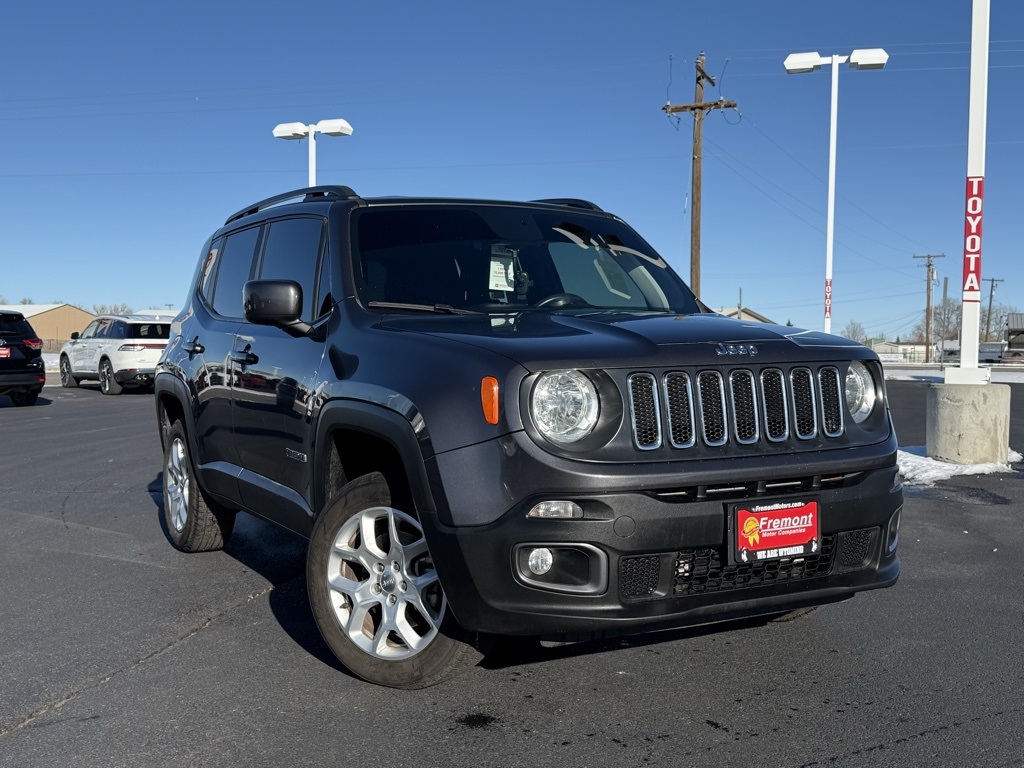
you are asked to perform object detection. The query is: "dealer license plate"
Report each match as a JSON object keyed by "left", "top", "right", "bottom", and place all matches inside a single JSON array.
[
  {"left": 0, "top": 348, "right": 10, "bottom": 358},
  {"left": 734, "top": 499, "right": 820, "bottom": 564}
]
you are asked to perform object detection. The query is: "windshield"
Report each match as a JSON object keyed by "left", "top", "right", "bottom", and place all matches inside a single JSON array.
[{"left": 353, "top": 205, "right": 700, "bottom": 314}]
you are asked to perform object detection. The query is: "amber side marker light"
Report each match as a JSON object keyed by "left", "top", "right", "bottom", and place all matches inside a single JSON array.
[{"left": 481, "top": 376, "right": 499, "bottom": 425}]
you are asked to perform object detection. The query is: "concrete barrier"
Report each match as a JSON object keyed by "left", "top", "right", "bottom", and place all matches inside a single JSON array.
[{"left": 926, "top": 383, "right": 1011, "bottom": 464}]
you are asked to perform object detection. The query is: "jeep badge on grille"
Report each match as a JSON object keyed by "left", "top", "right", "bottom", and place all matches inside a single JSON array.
[{"left": 715, "top": 343, "right": 758, "bottom": 356}]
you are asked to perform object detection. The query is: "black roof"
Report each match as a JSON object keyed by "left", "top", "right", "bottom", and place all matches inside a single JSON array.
[{"left": 225, "top": 186, "right": 609, "bottom": 226}]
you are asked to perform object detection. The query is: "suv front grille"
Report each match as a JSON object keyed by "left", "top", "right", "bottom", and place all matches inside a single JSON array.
[{"left": 628, "top": 365, "right": 848, "bottom": 452}]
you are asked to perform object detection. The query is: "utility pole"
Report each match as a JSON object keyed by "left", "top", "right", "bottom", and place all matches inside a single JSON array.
[
  {"left": 983, "top": 277, "right": 1004, "bottom": 341},
  {"left": 662, "top": 53, "right": 737, "bottom": 298},
  {"left": 914, "top": 254, "right": 945, "bottom": 363}
]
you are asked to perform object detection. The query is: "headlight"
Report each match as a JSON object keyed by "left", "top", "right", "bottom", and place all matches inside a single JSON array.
[
  {"left": 844, "top": 361, "right": 877, "bottom": 423},
  {"left": 531, "top": 370, "right": 600, "bottom": 444}
]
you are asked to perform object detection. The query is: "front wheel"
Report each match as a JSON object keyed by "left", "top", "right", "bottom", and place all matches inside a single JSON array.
[
  {"left": 60, "top": 356, "right": 79, "bottom": 388},
  {"left": 99, "top": 359, "right": 123, "bottom": 395},
  {"left": 307, "top": 472, "right": 487, "bottom": 688}
]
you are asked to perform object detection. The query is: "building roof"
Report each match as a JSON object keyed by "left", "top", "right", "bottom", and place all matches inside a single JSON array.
[
  {"left": 1007, "top": 313, "right": 1024, "bottom": 332},
  {"left": 0, "top": 303, "right": 92, "bottom": 318},
  {"left": 712, "top": 306, "right": 775, "bottom": 324}
]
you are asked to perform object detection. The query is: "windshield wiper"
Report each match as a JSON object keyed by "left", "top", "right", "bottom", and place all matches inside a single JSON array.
[{"left": 367, "top": 301, "right": 480, "bottom": 315}]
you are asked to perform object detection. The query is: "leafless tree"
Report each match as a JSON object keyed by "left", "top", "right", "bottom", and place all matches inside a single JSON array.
[
  {"left": 92, "top": 303, "right": 135, "bottom": 315},
  {"left": 981, "top": 301, "right": 1018, "bottom": 342},
  {"left": 840, "top": 320, "right": 868, "bottom": 344},
  {"left": 19, "top": 297, "right": 33, "bottom": 305}
]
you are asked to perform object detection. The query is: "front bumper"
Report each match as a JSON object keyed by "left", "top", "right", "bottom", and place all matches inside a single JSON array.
[{"left": 424, "top": 432, "right": 902, "bottom": 639}]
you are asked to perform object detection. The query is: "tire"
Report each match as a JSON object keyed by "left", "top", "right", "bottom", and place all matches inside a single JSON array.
[
  {"left": 99, "top": 359, "right": 123, "bottom": 395},
  {"left": 307, "top": 472, "right": 487, "bottom": 688},
  {"left": 162, "top": 421, "right": 235, "bottom": 552},
  {"left": 60, "top": 356, "right": 79, "bottom": 388},
  {"left": 10, "top": 390, "right": 39, "bottom": 407}
]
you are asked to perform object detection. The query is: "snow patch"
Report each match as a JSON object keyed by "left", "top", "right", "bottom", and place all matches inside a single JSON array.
[{"left": 897, "top": 446, "right": 1022, "bottom": 486}]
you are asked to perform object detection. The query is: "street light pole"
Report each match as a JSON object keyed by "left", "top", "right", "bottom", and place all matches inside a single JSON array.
[
  {"left": 784, "top": 48, "right": 888, "bottom": 335},
  {"left": 273, "top": 118, "right": 354, "bottom": 186}
]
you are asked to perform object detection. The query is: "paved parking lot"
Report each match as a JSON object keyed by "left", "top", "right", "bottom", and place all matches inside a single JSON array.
[{"left": 1, "top": 379, "right": 1023, "bottom": 767}]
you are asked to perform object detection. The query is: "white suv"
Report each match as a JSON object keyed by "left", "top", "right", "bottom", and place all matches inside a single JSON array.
[{"left": 60, "top": 314, "right": 173, "bottom": 395}]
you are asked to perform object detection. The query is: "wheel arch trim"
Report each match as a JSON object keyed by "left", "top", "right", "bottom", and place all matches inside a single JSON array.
[{"left": 313, "top": 399, "right": 445, "bottom": 525}]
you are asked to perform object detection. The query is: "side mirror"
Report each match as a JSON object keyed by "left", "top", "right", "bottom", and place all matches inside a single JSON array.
[
  {"left": 243, "top": 280, "right": 311, "bottom": 336},
  {"left": 70, "top": 332, "right": 80, "bottom": 340}
]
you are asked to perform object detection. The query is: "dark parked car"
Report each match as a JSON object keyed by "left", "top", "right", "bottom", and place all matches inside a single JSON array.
[
  {"left": 0, "top": 310, "right": 45, "bottom": 406},
  {"left": 155, "top": 186, "right": 902, "bottom": 688}
]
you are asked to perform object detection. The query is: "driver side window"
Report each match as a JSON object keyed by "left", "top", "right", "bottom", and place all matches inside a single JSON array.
[{"left": 80, "top": 321, "right": 99, "bottom": 339}]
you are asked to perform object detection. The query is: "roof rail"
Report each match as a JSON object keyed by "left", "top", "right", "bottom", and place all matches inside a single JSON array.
[
  {"left": 530, "top": 198, "right": 604, "bottom": 212},
  {"left": 225, "top": 185, "right": 360, "bottom": 225}
]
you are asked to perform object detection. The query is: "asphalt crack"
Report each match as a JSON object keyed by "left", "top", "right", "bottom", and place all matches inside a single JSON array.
[
  {"left": 0, "top": 586, "right": 275, "bottom": 742},
  {"left": 796, "top": 708, "right": 1022, "bottom": 767}
]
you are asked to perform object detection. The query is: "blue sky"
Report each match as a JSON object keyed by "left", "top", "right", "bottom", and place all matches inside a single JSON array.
[{"left": 1, "top": 0, "right": 1021, "bottom": 339}]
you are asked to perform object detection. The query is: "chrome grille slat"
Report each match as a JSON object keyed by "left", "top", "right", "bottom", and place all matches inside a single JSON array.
[
  {"left": 664, "top": 372, "right": 696, "bottom": 448},
  {"left": 760, "top": 368, "right": 789, "bottom": 442},
  {"left": 790, "top": 368, "right": 818, "bottom": 440},
  {"left": 697, "top": 371, "right": 728, "bottom": 447},
  {"left": 627, "top": 373, "right": 662, "bottom": 450},
  {"left": 728, "top": 370, "right": 759, "bottom": 444},
  {"left": 819, "top": 366, "right": 844, "bottom": 437}
]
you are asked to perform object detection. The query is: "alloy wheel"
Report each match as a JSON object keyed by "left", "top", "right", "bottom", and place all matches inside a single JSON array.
[
  {"left": 326, "top": 506, "right": 444, "bottom": 660},
  {"left": 165, "top": 437, "right": 190, "bottom": 532}
]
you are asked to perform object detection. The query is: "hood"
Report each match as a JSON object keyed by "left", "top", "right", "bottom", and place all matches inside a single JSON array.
[{"left": 377, "top": 311, "right": 868, "bottom": 371}]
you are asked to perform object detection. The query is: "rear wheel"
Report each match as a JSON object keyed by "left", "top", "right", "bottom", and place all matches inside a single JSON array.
[
  {"left": 307, "top": 472, "right": 487, "bottom": 688},
  {"left": 10, "top": 390, "right": 39, "bottom": 407},
  {"left": 60, "top": 356, "right": 79, "bottom": 388},
  {"left": 99, "top": 359, "right": 123, "bottom": 395},
  {"left": 162, "top": 421, "right": 235, "bottom": 552}
]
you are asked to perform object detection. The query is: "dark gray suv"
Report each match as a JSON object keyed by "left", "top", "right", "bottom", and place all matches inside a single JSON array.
[{"left": 155, "top": 186, "right": 902, "bottom": 688}]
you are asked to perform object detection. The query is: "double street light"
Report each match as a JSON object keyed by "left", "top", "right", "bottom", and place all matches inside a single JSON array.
[
  {"left": 273, "top": 118, "right": 353, "bottom": 187},
  {"left": 783, "top": 48, "right": 888, "bottom": 334}
]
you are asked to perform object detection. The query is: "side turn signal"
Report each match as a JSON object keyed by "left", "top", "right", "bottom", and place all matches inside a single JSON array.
[{"left": 481, "top": 376, "right": 499, "bottom": 425}]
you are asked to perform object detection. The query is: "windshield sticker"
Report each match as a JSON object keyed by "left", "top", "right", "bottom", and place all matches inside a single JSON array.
[
  {"left": 489, "top": 257, "right": 515, "bottom": 291},
  {"left": 489, "top": 245, "right": 517, "bottom": 292}
]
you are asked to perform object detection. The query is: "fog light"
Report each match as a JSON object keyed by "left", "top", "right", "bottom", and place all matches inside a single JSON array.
[
  {"left": 527, "top": 547, "right": 554, "bottom": 575},
  {"left": 528, "top": 501, "right": 583, "bottom": 519}
]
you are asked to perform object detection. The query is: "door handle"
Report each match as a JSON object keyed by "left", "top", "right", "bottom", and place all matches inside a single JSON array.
[
  {"left": 231, "top": 346, "right": 259, "bottom": 366},
  {"left": 183, "top": 337, "right": 204, "bottom": 355}
]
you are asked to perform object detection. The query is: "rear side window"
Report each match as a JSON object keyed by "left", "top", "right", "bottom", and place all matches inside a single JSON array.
[
  {"left": 257, "top": 217, "right": 326, "bottom": 323},
  {"left": 211, "top": 227, "right": 260, "bottom": 319},
  {"left": 0, "top": 315, "right": 31, "bottom": 336},
  {"left": 199, "top": 239, "right": 224, "bottom": 303}
]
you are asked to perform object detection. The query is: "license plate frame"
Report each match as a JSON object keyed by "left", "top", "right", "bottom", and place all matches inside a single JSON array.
[{"left": 733, "top": 499, "right": 821, "bottom": 565}]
